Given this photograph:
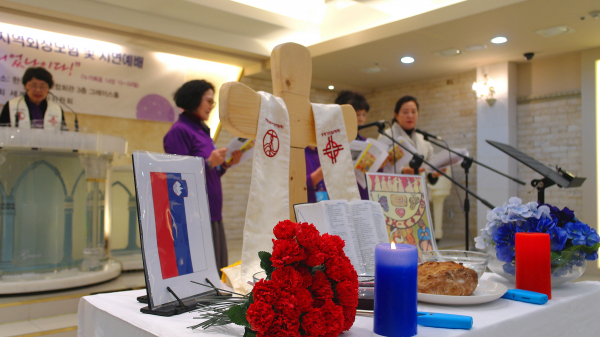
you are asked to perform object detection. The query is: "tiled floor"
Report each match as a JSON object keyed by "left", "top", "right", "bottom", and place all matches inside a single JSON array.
[
  {"left": 0, "top": 314, "right": 78, "bottom": 337},
  {"left": 0, "top": 271, "right": 146, "bottom": 337}
]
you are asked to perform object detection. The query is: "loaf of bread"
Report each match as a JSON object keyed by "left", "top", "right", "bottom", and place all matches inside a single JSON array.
[{"left": 417, "top": 261, "right": 478, "bottom": 296}]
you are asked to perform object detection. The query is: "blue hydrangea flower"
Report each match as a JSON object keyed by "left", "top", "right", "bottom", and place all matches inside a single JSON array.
[
  {"left": 492, "top": 223, "right": 520, "bottom": 263},
  {"left": 547, "top": 226, "right": 568, "bottom": 252},
  {"left": 487, "top": 206, "right": 504, "bottom": 223},
  {"left": 502, "top": 262, "right": 516, "bottom": 276},
  {"left": 474, "top": 230, "right": 490, "bottom": 249},
  {"left": 565, "top": 221, "right": 592, "bottom": 245},
  {"left": 558, "top": 207, "right": 576, "bottom": 224},
  {"left": 585, "top": 228, "right": 600, "bottom": 247},
  {"left": 585, "top": 251, "right": 598, "bottom": 261}
]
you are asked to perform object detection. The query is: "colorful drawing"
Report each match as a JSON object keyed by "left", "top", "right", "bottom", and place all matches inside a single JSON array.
[{"left": 366, "top": 172, "right": 437, "bottom": 262}]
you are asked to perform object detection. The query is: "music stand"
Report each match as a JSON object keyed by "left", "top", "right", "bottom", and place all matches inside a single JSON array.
[{"left": 486, "top": 140, "right": 586, "bottom": 204}]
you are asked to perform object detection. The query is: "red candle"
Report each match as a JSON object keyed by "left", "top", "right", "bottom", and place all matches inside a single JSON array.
[{"left": 515, "top": 232, "right": 551, "bottom": 299}]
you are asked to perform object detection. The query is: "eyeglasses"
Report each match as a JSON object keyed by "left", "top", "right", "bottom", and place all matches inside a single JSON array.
[
  {"left": 26, "top": 83, "right": 49, "bottom": 90},
  {"left": 204, "top": 98, "right": 216, "bottom": 108}
]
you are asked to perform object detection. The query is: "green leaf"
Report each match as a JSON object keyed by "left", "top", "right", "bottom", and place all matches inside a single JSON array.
[
  {"left": 259, "top": 251, "right": 274, "bottom": 276},
  {"left": 227, "top": 304, "right": 251, "bottom": 328},
  {"left": 310, "top": 264, "right": 325, "bottom": 274},
  {"left": 562, "top": 243, "right": 600, "bottom": 254},
  {"left": 243, "top": 327, "right": 258, "bottom": 337},
  {"left": 550, "top": 251, "right": 561, "bottom": 261}
]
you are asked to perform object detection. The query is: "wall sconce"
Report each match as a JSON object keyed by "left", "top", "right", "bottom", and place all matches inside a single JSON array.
[{"left": 472, "top": 74, "right": 496, "bottom": 106}]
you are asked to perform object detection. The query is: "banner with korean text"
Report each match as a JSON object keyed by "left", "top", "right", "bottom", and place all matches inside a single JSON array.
[{"left": 0, "top": 22, "right": 242, "bottom": 125}]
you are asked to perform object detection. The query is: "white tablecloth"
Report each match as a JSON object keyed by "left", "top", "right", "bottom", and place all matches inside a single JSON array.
[{"left": 78, "top": 274, "right": 600, "bottom": 337}]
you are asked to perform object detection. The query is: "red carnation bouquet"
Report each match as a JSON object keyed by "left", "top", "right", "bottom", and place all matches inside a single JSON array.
[{"left": 190, "top": 220, "right": 359, "bottom": 337}]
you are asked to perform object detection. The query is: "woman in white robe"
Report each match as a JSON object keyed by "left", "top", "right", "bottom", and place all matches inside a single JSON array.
[{"left": 378, "top": 95, "right": 444, "bottom": 181}]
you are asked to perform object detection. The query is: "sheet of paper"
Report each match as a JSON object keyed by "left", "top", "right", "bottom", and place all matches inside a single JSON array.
[
  {"left": 380, "top": 136, "right": 416, "bottom": 173},
  {"left": 352, "top": 139, "right": 389, "bottom": 188},
  {"left": 225, "top": 137, "right": 255, "bottom": 167}
]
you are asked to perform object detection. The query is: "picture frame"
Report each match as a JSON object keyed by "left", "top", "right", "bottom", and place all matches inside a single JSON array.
[
  {"left": 132, "top": 151, "right": 219, "bottom": 309},
  {"left": 365, "top": 172, "right": 438, "bottom": 262}
]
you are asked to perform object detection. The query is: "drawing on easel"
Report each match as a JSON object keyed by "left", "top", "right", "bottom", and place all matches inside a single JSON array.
[{"left": 366, "top": 172, "right": 437, "bottom": 262}]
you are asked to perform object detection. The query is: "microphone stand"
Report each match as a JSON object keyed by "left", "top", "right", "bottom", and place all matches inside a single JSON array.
[
  {"left": 372, "top": 124, "right": 495, "bottom": 251},
  {"left": 422, "top": 137, "right": 526, "bottom": 251}
]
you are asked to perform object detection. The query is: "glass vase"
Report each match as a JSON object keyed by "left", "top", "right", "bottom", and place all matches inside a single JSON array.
[{"left": 486, "top": 246, "right": 586, "bottom": 287}]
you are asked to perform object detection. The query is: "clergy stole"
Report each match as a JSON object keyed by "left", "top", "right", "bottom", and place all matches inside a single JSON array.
[
  {"left": 312, "top": 103, "right": 361, "bottom": 202},
  {"left": 240, "top": 92, "right": 290, "bottom": 293}
]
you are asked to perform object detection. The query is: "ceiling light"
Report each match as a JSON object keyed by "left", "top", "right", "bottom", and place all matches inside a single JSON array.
[
  {"left": 328, "top": 85, "right": 335, "bottom": 90},
  {"left": 535, "top": 25, "right": 574, "bottom": 37},
  {"left": 491, "top": 36, "right": 507, "bottom": 44},
  {"left": 400, "top": 56, "right": 415, "bottom": 64},
  {"left": 465, "top": 44, "right": 487, "bottom": 52},
  {"left": 436, "top": 49, "right": 461, "bottom": 57},
  {"left": 331, "top": 0, "right": 353, "bottom": 9}
]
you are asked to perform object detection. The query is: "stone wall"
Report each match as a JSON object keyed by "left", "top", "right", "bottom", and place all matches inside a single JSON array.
[{"left": 516, "top": 95, "right": 583, "bottom": 215}]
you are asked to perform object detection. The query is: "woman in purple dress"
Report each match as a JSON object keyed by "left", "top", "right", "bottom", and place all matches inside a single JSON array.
[{"left": 163, "top": 80, "right": 241, "bottom": 276}]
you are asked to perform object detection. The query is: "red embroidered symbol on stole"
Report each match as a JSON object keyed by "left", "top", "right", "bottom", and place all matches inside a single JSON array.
[
  {"left": 48, "top": 116, "right": 58, "bottom": 126},
  {"left": 17, "top": 111, "right": 25, "bottom": 120},
  {"left": 323, "top": 135, "right": 344, "bottom": 164},
  {"left": 263, "top": 129, "right": 279, "bottom": 157}
]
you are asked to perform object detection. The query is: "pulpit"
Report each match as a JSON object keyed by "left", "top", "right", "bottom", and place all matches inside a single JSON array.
[
  {"left": 0, "top": 127, "right": 127, "bottom": 294},
  {"left": 108, "top": 164, "right": 142, "bottom": 270}
]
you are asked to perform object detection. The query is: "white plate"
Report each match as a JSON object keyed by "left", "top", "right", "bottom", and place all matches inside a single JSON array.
[{"left": 417, "top": 280, "right": 508, "bottom": 305}]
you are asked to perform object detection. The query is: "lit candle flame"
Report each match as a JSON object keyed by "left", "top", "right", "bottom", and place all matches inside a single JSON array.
[{"left": 391, "top": 242, "right": 396, "bottom": 249}]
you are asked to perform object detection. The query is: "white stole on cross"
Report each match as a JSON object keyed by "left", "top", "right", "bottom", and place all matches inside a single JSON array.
[
  {"left": 240, "top": 91, "right": 290, "bottom": 294},
  {"left": 311, "top": 103, "right": 360, "bottom": 202}
]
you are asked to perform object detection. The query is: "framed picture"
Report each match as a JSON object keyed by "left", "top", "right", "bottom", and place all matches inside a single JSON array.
[
  {"left": 133, "top": 151, "right": 219, "bottom": 309},
  {"left": 365, "top": 172, "right": 437, "bottom": 262}
]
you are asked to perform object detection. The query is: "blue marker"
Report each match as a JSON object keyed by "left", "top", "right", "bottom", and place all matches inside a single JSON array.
[
  {"left": 417, "top": 312, "right": 473, "bottom": 330},
  {"left": 502, "top": 289, "right": 548, "bottom": 304}
]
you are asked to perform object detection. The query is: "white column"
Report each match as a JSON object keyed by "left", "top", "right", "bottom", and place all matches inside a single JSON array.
[
  {"left": 581, "top": 48, "right": 600, "bottom": 273},
  {"left": 581, "top": 48, "right": 600, "bottom": 229},
  {"left": 476, "top": 62, "right": 518, "bottom": 232}
]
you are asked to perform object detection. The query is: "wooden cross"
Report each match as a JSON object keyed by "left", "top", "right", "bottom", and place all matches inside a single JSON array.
[{"left": 219, "top": 42, "right": 357, "bottom": 221}]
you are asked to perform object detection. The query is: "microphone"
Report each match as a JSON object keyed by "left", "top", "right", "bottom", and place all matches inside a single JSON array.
[
  {"left": 416, "top": 129, "right": 442, "bottom": 140},
  {"left": 48, "top": 92, "right": 78, "bottom": 132},
  {"left": 358, "top": 120, "right": 386, "bottom": 131}
]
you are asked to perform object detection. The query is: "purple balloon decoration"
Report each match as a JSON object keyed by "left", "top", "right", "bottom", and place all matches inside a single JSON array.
[{"left": 136, "top": 94, "right": 175, "bottom": 122}]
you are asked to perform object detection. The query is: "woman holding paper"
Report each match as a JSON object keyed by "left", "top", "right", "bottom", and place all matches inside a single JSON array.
[
  {"left": 305, "top": 91, "right": 372, "bottom": 202},
  {"left": 379, "top": 95, "right": 444, "bottom": 182},
  {"left": 163, "top": 79, "right": 242, "bottom": 275}
]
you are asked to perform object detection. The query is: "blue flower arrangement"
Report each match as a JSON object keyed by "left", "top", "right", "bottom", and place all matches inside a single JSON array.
[{"left": 475, "top": 197, "right": 600, "bottom": 276}]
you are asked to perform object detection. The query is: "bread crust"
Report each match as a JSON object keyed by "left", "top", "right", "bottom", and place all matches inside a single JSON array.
[{"left": 417, "top": 261, "right": 478, "bottom": 296}]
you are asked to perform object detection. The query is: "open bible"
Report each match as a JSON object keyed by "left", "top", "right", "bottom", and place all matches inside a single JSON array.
[{"left": 293, "top": 199, "right": 389, "bottom": 275}]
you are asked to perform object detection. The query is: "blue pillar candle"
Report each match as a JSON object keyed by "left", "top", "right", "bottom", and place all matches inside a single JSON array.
[{"left": 373, "top": 243, "right": 418, "bottom": 337}]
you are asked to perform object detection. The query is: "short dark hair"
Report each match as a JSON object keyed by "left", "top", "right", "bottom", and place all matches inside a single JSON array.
[
  {"left": 22, "top": 67, "right": 54, "bottom": 88},
  {"left": 173, "top": 80, "right": 215, "bottom": 112},
  {"left": 394, "top": 95, "right": 419, "bottom": 114},
  {"left": 335, "top": 90, "right": 370, "bottom": 112}
]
